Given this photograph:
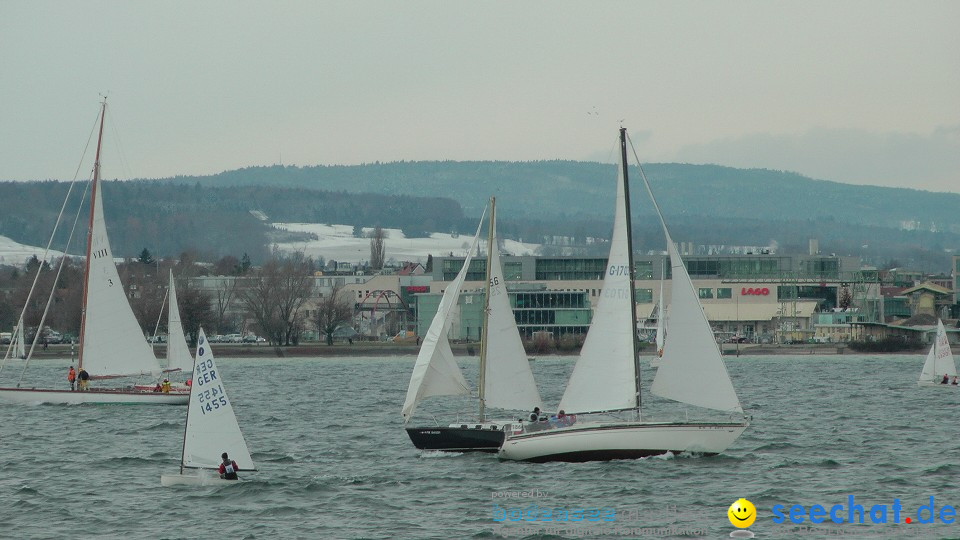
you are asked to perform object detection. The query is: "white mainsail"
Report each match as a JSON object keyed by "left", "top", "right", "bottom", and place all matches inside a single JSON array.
[
  {"left": 649, "top": 237, "right": 743, "bottom": 413},
  {"left": 919, "top": 319, "right": 956, "bottom": 383},
  {"left": 80, "top": 179, "right": 162, "bottom": 378},
  {"left": 481, "top": 212, "right": 542, "bottom": 412},
  {"left": 181, "top": 328, "right": 254, "bottom": 471},
  {"left": 401, "top": 211, "right": 486, "bottom": 422},
  {"left": 558, "top": 152, "right": 638, "bottom": 415},
  {"left": 166, "top": 270, "right": 193, "bottom": 373}
]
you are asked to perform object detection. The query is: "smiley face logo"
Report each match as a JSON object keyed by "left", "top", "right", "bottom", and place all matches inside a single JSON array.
[{"left": 727, "top": 498, "right": 756, "bottom": 528}]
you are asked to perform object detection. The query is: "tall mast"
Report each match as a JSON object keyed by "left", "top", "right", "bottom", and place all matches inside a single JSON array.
[
  {"left": 477, "top": 197, "right": 495, "bottom": 422},
  {"left": 619, "top": 128, "right": 642, "bottom": 410},
  {"left": 77, "top": 98, "right": 107, "bottom": 369}
]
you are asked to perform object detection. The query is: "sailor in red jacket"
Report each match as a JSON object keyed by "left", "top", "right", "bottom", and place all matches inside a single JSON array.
[{"left": 218, "top": 452, "right": 239, "bottom": 480}]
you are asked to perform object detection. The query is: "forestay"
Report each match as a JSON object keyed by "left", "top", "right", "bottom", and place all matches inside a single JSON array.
[
  {"left": 166, "top": 270, "right": 193, "bottom": 373},
  {"left": 481, "top": 216, "right": 542, "bottom": 412},
  {"left": 181, "top": 328, "right": 254, "bottom": 471},
  {"left": 80, "top": 180, "right": 163, "bottom": 378},
  {"left": 558, "top": 154, "right": 638, "bottom": 415},
  {"left": 401, "top": 210, "right": 486, "bottom": 422}
]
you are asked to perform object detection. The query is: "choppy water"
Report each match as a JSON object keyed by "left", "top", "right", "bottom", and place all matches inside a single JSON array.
[{"left": 1, "top": 354, "right": 959, "bottom": 539}]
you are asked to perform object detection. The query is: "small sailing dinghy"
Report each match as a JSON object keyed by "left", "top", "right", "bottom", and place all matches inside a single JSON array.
[
  {"left": 403, "top": 199, "right": 542, "bottom": 452},
  {"left": 649, "top": 270, "right": 667, "bottom": 369},
  {"left": 918, "top": 319, "right": 957, "bottom": 387},
  {"left": 0, "top": 99, "right": 185, "bottom": 405},
  {"left": 135, "top": 270, "right": 192, "bottom": 393},
  {"left": 499, "top": 128, "right": 748, "bottom": 462},
  {"left": 161, "top": 328, "right": 256, "bottom": 486}
]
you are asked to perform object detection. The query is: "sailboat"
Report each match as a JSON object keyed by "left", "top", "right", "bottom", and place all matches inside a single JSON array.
[
  {"left": 499, "top": 128, "right": 749, "bottom": 462},
  {"left": 135, "top": 270, "right": 193, "bottom": 393},
  {"left": 0, "top": 99, "right": 186, "bottom": 405},
  {"left": 161, "top": 328, "right": 256, "bottom": 486},
  {"left": 11, "top": 320, "right": 26, "bottom": 360},
  {"left": 917, "top": 319, "right": 957, "bottom": 387},
  {"left": 403, "top": 199, "right": 542, "bottom": 452}
]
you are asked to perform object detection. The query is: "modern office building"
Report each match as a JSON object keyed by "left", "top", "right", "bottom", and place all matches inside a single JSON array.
[{"left": 420, "top": 253, "right": 879, "bottom": 343}]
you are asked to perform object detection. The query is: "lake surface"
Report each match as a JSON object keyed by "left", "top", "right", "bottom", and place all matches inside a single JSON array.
[{"left": 1, "top": 354, "right": 958, "bottom": 539}]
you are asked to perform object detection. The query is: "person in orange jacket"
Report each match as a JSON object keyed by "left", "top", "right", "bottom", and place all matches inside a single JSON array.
[{"left": 67, "top": 366, "right": 76, "bottom": 391}]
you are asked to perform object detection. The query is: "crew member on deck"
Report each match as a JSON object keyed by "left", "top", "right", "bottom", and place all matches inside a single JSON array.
[
  {"left": 67, "top": 366, "right": 76, "bottom": 391},
  {"left": 219, "top": 452, "right": 239, "bottom": 480},
  {"left": 161, "top": 378, "right": 171, "bottom": 393},
  {"left": 78, "top": 367, "right": 90, "bottom": 391}
]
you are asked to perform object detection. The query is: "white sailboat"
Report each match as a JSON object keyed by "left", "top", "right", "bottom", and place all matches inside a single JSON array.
[
  {"left": 11, "top": 320, "right": 26, "bottom": 360},
  {"left": 403, "top": 199, "right": 542, "bottom": 452},
  {"left": 918, "top": 319, "right": 957, "bottom": 387},
  {"left": 499, "top": 127, "right": 748, "bottom": 462},
  {"left": 161, "top": 328, "right": 256, "bottom": 486},
  {"left": 0, "top": 99, "right": 186, "bottom": 405},
  {"left": 165, "top": 270, "right": 194, "bottom": 374}
]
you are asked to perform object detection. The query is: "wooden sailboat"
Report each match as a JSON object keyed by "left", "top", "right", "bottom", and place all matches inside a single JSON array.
[
  {"left": 403, "top": 199, "right": 542, "bottom": 452},
  {"left": 499, "top": 128, "right": 748, "bottom": 462},
  {"left": 0, "top": 99, "right": 186, "bottom": 405},
  {"left": 161, "top": 328, "right": 256, "bottom": 486},
  {"left": 918, "top": 319, "right": 957, "bottom": 387}
]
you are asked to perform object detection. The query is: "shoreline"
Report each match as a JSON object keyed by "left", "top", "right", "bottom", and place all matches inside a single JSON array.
[{"left": 13, "top": 342, "right": 925, "bottom": 360}]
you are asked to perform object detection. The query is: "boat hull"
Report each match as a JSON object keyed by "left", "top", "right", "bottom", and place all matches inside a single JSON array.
[
  {"left": 917, "top": 381, "right": 960, "bottom": 388},
  {"left": 498, "top": 420, "right": 748, "bottom": 462},
  {"left": 0, "top": 387, "right": 189, "bottom": 405},
  {"left": 160, "top": 473, "right": 241, "bottom": 487},
  {"left": 405, "top": 423, "right": 515, "bottom": 452}
]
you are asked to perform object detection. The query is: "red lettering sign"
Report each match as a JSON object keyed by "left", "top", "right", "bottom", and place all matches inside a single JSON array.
[
  {"left": 406, "top": 286, "right": 428, "bottom": 293},
  {"left": 740, "top": 287, "right": 770, "bottom": 296}
]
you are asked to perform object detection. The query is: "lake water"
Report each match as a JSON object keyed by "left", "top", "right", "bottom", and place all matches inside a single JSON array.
[{"left": 1, "top": 354, "right": 958, "bottom": 539}]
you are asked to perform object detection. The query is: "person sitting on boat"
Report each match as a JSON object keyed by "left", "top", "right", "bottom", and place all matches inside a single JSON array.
[
  {"left": 953, "top": 376, "right": 958, "bottom": 386},
  {"left": 219, "top": 452, "right": 239, "bottom": 480},
  {"left": 77, "top": 368, "right": 90, "bottom": 391},
  {"left": 161, "top": 379, "right": 171, "bottom": 393},
  {"left": 67, "top": 366, "right": 76, "bottom": 391},
  {"left": 153, "top": 382, "right": 162, "bottom": 392},
  {"left": 942, "top": 374, "right": 950, "bottom": 384},
  {"left": 556, "top": 410, "right": 568, "bottom": 427},
  {"left": 529, "top": 406, "right": 541, "bottom": 422},
  {"left": 185, "top": 378, "right": 192, "bottom": 387}
]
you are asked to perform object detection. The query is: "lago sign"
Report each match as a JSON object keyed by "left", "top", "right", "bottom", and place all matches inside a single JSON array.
[{"left": 741, "top": 287, "right": 770, "bottom": 296}]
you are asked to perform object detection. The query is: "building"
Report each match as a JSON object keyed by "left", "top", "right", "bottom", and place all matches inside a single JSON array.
[{"left": 420, "top": 253, "right": 880, "bottom": 343}]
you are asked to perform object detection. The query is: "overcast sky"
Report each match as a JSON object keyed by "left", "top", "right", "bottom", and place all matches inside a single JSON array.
[{"left": 2, "top": 1, "right": 958, "bottom": 193}]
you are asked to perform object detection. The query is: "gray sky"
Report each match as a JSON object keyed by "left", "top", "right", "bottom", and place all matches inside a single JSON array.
[{"left": 2, "top": 1, "right": 958, "bottom": 193}]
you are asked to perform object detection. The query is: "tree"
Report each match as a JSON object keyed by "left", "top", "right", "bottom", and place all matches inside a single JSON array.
[
  {"left": 314, "top": 284, "right": 354, "bottom": 345},
  {"left": 838, "top": 287, "right": 853, "bottom": 310},
  {"left": 237, "top": 253, "right": 252, "bottom": 275},
  {"left": 239, "top": 252, "right": 313, "bottom": 346},
  {"left": 179, "top": 286, "right": 214, "bottom": 346},
  {"left": 370, "top": 226, "right": 386, "bottom": 270},
  {"left": 138, "top": 248, "right": 155, "bottom": 265}
]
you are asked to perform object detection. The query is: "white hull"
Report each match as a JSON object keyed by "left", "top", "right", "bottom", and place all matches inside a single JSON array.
[
  {"left": 918, "top": 381, "right": 960, "bottom": 388},
  {"left": 649, "top": 357, "right": 662, "bottom": 368},
  {"left": 499, "top": 420, "right": 748, "bottom": 462},
  {"left": 0, "top": 387, "right": 189, "bottom": 405},
  {"left": 160, "top": 472, "right": 241, "bottom": 487}
]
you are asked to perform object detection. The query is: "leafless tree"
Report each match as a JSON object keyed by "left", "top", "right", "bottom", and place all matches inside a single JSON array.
[
  {"left": 239, "top": 252, "right": 314, "bottom": 346},
  {"left": 370, "top": 226, "right": 386, "bottom": 270},
  {"left": 314, "top": 284, "right": 354, "bottom": 345}
]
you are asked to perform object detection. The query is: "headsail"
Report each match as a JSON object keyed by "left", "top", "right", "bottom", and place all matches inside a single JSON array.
[
  {"left": 401, "top": 209, "right": 486, "bottom": 422},
  {"left": 558, "top": 141, "right": 638, "bottom": 415},
  {"left": 481, "top": 207, "right": 542, "bottom": 412},
  {"left": 166, "top": 270, "right": 193, "bottom": 373},
  {"left": 12, "top": 320, "right": 26, "bottom": 359},
  {"left": 181, "top": 328, "right": 254, "bottom": 471}
]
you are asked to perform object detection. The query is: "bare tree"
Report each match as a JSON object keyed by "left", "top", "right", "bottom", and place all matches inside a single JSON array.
[
  {"left": 179, "top": 285, "right": 215, "bottom": 346},
  {"left": 370, "top": 227, "right": 386, "bottom": 270},
  {"left": 239, "top": 252, "right": 314, "bottom": 346},
  {"left": 314, "top": 284, "right": 354, "bottom": 345},
  {"left": 213, "top": 277, "right": 241, "bottom": 334}
]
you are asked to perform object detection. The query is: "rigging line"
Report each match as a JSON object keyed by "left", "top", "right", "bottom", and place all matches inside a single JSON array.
[
  {"left": 0, "top": 110, "right": 99, "bottom": 372},
  {"left": 106, "top": 104, "right": 134, "bottom": 180},
  {"left": 16, "top": 178, "right": 93, "bottom": 386}
]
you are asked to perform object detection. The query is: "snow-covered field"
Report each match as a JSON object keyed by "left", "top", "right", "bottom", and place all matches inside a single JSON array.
[
  {"left": 270, "top": 223, "right": 540, "bottom": 264},
  {"left": 0, "top": 235, "right": 63, "bottom": 266}
]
